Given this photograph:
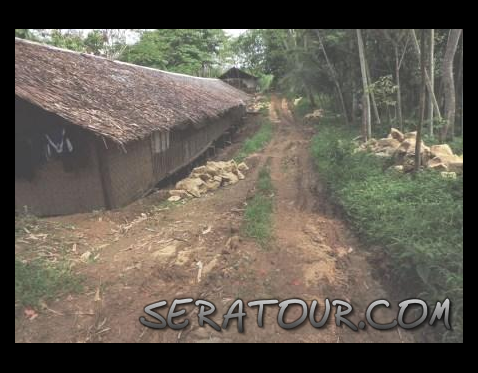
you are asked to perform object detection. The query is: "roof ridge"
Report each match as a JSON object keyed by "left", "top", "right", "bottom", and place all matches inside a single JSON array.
[{"left": 15, "top": 37, "right": 221, "bottom": 82}]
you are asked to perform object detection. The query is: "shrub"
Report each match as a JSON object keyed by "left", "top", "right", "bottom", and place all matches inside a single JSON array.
[{"left": 258, "top": 74, "right": 274, "bottom": 93}]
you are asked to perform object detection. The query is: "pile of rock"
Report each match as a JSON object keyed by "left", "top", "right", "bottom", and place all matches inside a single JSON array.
[
  {"left": 168, "top": 160, "right": 250, "bottom": 201},
  {"left": 247, "top": 95, "right": 269, "bottom": 114},
  {"left": 358, "top": 128, "right": 463, "bottom": 174},
  {"left": 304, "top": 109, "right": 324, "bottom": 124}
]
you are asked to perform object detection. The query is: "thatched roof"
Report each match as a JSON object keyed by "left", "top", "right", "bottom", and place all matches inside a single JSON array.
[
  {"left": 219, "top": 67, "right": 258, "bottom": 81},
  {"left": 15, "top": 38, "right": 250, "bottom": 144}
]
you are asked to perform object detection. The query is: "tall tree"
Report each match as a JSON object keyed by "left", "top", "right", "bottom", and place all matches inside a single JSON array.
[
  {"left": 120, "top": 29, "right": 228, "bottom": 76},
  {"left": 415, "top": 29, "right": 427, "bottom": 172},
  {"left": 357, "top": 29, "right": 372, "bottom": 139},
  {"left": 410, "top": 29, "right": 442, "bottom": 122},
  {"left": 381, "top": 29, "right": 408, "bottom": 131},
  {"left": 15, "top": 29, "right": 37, "bottom": 40},
  {"left": 314, "top": 29, "right": 350, "bottom": 125},
  {"left": 440, "top": 29, "right": 463, "bottom": 141},
  {"left": 428, "top": 29, "right": 435, "bottom": 137},
  {"left": 365, "top": 52, "right": 382, "bottom": 126},
  {"left": 84, "top": 29, "right": 131, "bottom": 59},
  {"left": 282, "top": 30, "right": 317, "bottom": 107},
  {"left": 456, "top": 37, "right": 463, "bottom": 136}
]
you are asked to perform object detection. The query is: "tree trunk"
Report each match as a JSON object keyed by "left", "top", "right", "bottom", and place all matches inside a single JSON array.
[
  {"left": 441, "top": 29, "right": 462, "bottom": 141},
  {"left": 394, "top": 45, "right": 404, "bottom": 131},
  {"left": 362, "top": 95, "right": 368, "bottom": 140},
  {"left": 415, "top": 29, "right": 427, "bottom": 172},
  {"left": 314, "top": 29, "right": 350, "bottom": 125},
  {"left": 350, "top": 34, "right": 357, "bottom": 127},
  {"left": 365, "top": 55, "right": 382, "bottom": 126},
  {"left": 306, "top": 85, "right": 317, "bottom": 108},
  {"left": 428, "top": 29, "right": 435, "bottom": 137},
  {"left": 352, "top": 85, "right": 357, "bottom": 127},
  {"left": 357, "top": 29, "right": 371, "bottom": 140},
  {"left": 410, "top": 29, "right": 442, "bottom": 121},
  {"left": 456, "top": 36, "right": 463, "bottom": 136}
]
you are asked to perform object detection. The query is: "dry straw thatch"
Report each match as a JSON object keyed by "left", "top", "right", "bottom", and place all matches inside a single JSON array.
[{"left": 15, "top": 38, "right": 250, "bottom": 144}]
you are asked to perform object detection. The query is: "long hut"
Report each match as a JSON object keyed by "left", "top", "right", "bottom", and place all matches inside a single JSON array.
[
  {"left": 15, "top": 38, "right": 250, "bottom": 217},
  {"left": 219, "top": 67, "right": 258, "bottom": 93}
]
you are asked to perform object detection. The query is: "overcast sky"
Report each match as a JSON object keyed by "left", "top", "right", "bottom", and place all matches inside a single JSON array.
[
  {"left": 223, "top": 29, "right": 248, "bottom": 37},
  {"left": 44, "top": 29, "right": 248, "bottom": 45}
]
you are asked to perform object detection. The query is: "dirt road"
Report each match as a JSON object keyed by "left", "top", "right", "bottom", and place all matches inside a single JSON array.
[{"left": 15, "top": 95, "right": 414, "bottom": 343}]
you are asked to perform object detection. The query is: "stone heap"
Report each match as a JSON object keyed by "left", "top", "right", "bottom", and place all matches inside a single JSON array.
[
  {"left": 304, "top": 109, "right": 324, "bottom": 124},
  {"left": 358, "top": 128, "right": 463, "bottom": 174},
  {"left": 168, "top": 160, "right": 250, "bottom": 201}
]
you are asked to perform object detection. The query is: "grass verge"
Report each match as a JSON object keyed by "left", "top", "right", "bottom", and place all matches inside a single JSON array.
[
  {"left": 15, "top": 213, "right": 84, "bottom": 308},
  {"left": 243, "top": 167, "right": 274, "bottom": 249},
  {"left": 235, "top": 119, "right": 273, "bottom": 163},
  {"left": 15, "top": 258, "right": 83, "bottom": 307},
  {"left": 310, "top": 125, "right": 463, "bottom": 343}
]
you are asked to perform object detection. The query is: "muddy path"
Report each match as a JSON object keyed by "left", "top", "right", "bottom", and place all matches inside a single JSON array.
[{"left": 15, "top": 95, "right": 414, "bottom": 343}]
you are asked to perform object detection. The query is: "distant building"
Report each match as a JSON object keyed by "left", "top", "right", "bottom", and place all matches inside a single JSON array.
[
  {"left": 15, "top": 38, "right": 249, "bottom": 217},
  {"left": 219, "top": 67, "right": 258, "bottom": 93}
]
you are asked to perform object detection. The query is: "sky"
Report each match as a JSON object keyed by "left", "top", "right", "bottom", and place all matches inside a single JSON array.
[
  {"left": 49, "top": 29, "right": 247, "bottom": 43},
  {"left": 223, "top": 29, "right": 248, "bottom": 37}
]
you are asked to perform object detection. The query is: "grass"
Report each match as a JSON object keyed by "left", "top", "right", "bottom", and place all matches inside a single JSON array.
[
  {"left": 310, "top": 125, "right": 463, "bottom": 343},
  {"left": 290, "top": 94, "right": 335, "bottom": 120},
  {"left": 15, "top": 213, "right": 84, "bottom": 308},
  {"left": 422, "top": 134, "right": 463, "bottom": 156},
  {"left": 15, "top": 213, "right": 39, "bottom": 239},
  {"left": 243, "top": 167, "right": 274, "bottom": 249},
  {"left": 235, "top": 119, "right": 273, "bottom": 163},
  {"left": 258, "top": 74, "right": 274, "bottom": 93},
  {"left": 152, "top": 199, "right": 184, "bottom": 211},
  {"left": 15, "top": 258, "right": 83, "bottom": 307}
]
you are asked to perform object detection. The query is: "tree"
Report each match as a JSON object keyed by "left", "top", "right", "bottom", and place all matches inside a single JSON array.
[
  {"left": 278, "top": 29, "right": 322, "bottom": 107},
  {"left": 382, "top": 29, "right": 408, "bottom": 131},
  {"left": 365, "top": 53, "right": 382, "bottom": 127},
  {"left": 415, "top": 29, "right": 427, "bottom": 172},
  {"left": 83, "top": 30, "right": 105, "bottom": 56},
  {"left": 83, "top": 29, "right": 131, "bottom": 59},
  {"left": 121, "top": 29, "right": 229, "bottom": 76},
  {"left": 456, "top": 36, "right": 463, "bottom": 136},
  {"left": 314, "top": 29, "right": 350, "bottom": 124},
  {"left": 49, "top": 29, "right": 86, "bottom": 52},
  {"left": 230, "top": 29, "right": 267, "bottom": 74},
  {"left": 15, "top": 29, "right": 37, "bottom": 40},
  {"left": 428, "top": 29, "right": 435, "bottom": 136},
  {"left": 410, "top": 29, "right": 442, "bottom": 122},
  {"left": 357, "top": 29, "right": 371, "bottom": 140},
  {"left": 440, "top": 29, "right": 463, "bottom": 141}
]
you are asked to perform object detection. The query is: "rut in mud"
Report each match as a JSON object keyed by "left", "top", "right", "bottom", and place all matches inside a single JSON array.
[{"left": 15, "top": 95, "right": 414, "bottom": 343}]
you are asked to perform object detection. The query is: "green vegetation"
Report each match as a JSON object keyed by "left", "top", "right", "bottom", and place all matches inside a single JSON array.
[
  {"left": 15, "top": 213, "right": 39, "bottom": 239},
  {"left": 235, "top": 120, "right": 273, "bottom": 163},
  {"left": 292, "top": 95, "right": 334, "bottom": 119},
  {"left": 15, "top": 29, "right": 230, "bottom": 77},
  {"left": 422, "top": 134, "right": 463, "bottom": 155},
  {"left": 121, "top": 29, "right": 229, "bottom": 76},
  {"left": 15, "top": 258, "right": 83, "bottom": 307},
  {"left": 243, "top": 167, "right": 274, "bottom": 249},
  {"left": 258, "top": 74, "right": 274, "bottom": 93},
  {"left": 311, "top": 125, "right": 463, "bottom": 342},
  {"left": 15, "top": 213, "right": 84, "bottom": 307}
]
